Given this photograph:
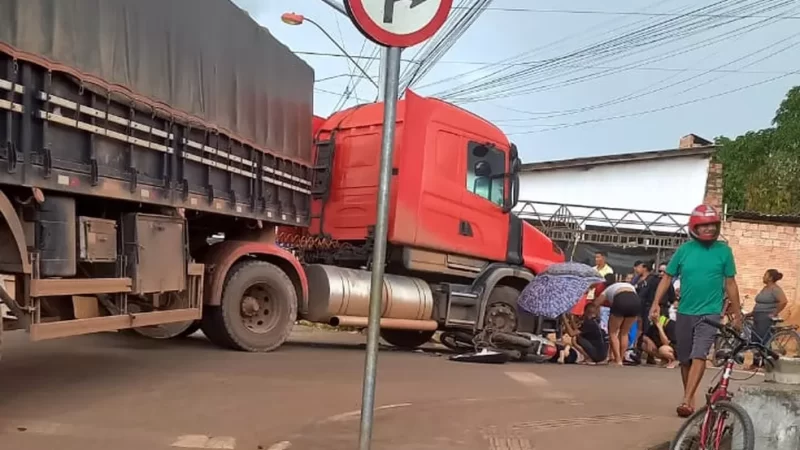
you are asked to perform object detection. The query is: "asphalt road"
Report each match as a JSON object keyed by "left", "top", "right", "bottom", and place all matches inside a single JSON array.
[{"left": 0, "top": 327, "right": 763, "bottom": 450}]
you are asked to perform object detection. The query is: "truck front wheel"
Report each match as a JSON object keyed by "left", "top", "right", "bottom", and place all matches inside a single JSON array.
[
  {"left": 201, "top": 260, "right": 297, "bottom": 352},
  {"left": 380, "top": 329, "right": 435, "bottom": 349}
]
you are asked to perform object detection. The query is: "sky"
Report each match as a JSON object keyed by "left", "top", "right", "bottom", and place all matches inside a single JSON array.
[{"left": 233, "top": 0, "right": 800, "bottom": 163}]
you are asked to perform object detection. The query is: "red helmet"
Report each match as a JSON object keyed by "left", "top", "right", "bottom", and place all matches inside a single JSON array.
[{"left": 688, "top": 204, "right": 721, "bottom": 241}]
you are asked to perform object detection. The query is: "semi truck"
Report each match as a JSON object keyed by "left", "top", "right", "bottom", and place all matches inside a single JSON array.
[{"left": 0, "top": 0, "right": 564, "bottom": 358}]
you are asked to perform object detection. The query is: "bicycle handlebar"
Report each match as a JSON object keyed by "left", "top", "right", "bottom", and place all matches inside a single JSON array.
[{"left": 700, "top": 317, "right": 782, "bottom": 361}]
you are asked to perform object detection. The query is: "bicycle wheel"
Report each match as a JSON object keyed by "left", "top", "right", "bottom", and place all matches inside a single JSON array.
[
  {"left": 769, "top": 329, "right": 800, "bottom": 358},
  {"left": 671, "top": 401, "right": 755, "bottom": 450}
]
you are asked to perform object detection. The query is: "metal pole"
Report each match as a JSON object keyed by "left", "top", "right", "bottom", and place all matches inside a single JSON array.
[
  {"left": 377, "top": 47, "right": 389, "bottom": 101},
  {"left": 357, "top": 45, "right": 402, "bottom": 450},
  {"left": 320, "top": 0, "right": 347, "bottom": 16}
]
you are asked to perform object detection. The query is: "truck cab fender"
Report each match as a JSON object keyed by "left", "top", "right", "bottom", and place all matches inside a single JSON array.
[
  {"left": 471, "top": 263, "right": 534, "bottom": 331},
  {"left": 199, "top": 240, "right": 308, "bottom": 315},
  {"left": 0, "top": 189, "right": 31, "bottom": 275}
]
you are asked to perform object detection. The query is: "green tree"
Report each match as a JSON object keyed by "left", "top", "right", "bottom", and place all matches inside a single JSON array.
[{"left": 715, "top": 86, "right": 800, "bottom": 214}]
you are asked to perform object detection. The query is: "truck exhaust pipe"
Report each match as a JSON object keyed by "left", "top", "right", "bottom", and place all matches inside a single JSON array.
[{"left": 329, "top": 316, "right": 438, "bottom": 331}]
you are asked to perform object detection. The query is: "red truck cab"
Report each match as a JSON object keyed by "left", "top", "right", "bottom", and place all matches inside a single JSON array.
[{"left": 309, "top": 90, "right": 562, "bottom": 274}]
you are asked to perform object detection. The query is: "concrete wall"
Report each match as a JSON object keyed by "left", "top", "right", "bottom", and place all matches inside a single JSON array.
[
  {"left": 723, "top": 219, "right": 800, "bottom": 326},
  {"left": 735, "top": 383, "right": 800, "bottom": 450},
  {"left": 703, "top": 159, "right": 800, "bottom": 328}
]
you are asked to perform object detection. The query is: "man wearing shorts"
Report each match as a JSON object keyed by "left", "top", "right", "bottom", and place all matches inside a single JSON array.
[{"left": 650, "top": 204, "right": 743, "bottom": 418}]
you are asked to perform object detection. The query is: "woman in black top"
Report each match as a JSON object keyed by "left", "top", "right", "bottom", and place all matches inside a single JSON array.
[{"left": 564, "top": 304, "right": 609, "bottom": 364}]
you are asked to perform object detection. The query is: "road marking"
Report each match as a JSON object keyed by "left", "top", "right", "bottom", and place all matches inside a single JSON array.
[
  {"left": 481, "top": 427, "right": 533, "bottom": 450},
  {"left": 172, "top": 434, "right": 236, "bottom": 449},
  {"left": 504, "top": 371, "right": 549, "bottom": 387},
  {"left": 485, "top": 435, "right": 534, "bottom": 450},
  {"left": 510, "top": 414, "right": 649, "bottom": 432},
  {"left": 266, "top": 441, "right": 292, "bottom": 450},
  {"left": 4, "top": 419, "right": 237, "bottom": 449},
  {"left": 504, "top": 371, "right": 575, "bottom": 402},
  {"left": 319, "top": 403, "right": 412, "bottom": 423}
]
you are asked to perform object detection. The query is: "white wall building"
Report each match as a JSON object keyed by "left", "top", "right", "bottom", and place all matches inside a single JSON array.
[{"left": 515, "top": 137, "right": 716, "bottom": 235}]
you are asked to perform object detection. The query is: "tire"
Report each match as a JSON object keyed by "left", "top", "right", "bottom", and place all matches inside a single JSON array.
[
  {"left": 128, "top": 303, "right": 199, "bottom": 340},
  {"left": 768, "top": 329, "right": 800, "bottom": 358},
  {"left": 440, "top": 331, "right": 475, "bottom": 352},
  {"left": 201, "top": 260, "right": 297, "bottom": 352},
  {"left": 670, "top": 401, "right": 755, "bottom": 450},
  {"left": 380, "top": 329, "right": 435, "bottom": 349},
  {"left": 131, "top": 321, "right": 198, "bottom": 340},
  {"left": 484, "top": 286, "right": 525, "bottom": 332},
  {"left": 177, "top": 320, "right": 202, "bottom": 338}
]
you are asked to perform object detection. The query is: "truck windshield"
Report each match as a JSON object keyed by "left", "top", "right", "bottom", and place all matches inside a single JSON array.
[{"left": 466, "top": 142, "right": 505, "bottom": 207}]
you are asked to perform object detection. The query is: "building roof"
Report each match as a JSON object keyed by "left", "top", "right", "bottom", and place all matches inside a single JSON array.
[
  {"left": 727, "top": 210, "right": 800, "bottom": 225},
  {"left": 520, "top": 145, "right": 717, "bottom": 173}
]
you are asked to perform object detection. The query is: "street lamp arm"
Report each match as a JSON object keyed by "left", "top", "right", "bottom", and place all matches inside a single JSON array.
[{"left": 304, "top": 17, "right": 379, "bottom": 89}]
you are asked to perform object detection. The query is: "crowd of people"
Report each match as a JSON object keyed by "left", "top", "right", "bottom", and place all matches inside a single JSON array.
[
  {"left": 544, "top": 253, "right": 681, "bottom": 368},
  {"left": 539, "top": 204, "right": 791, "bottom": 418}
]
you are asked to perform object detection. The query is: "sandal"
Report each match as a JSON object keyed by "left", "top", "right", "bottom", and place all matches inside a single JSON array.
[{"left": 676, "top": 403, "right": 695, "bottom": 418}]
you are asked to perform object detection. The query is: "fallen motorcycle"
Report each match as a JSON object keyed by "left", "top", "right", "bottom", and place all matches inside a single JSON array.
[{"left": 444, "top": 329, "right": 558, "bottom": 364}]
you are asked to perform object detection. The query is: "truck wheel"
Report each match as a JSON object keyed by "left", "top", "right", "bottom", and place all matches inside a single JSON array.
[
  {"left": 484, "top": 286, "right": 522, "bottom": 333},
  {"left": 380, "top": 329, "right": 435, "bottom": 349},
  {"left": 132, "top": 320, "right": 198, "bottom": 340},
  {"left": 201, "top": 260, "right": 297, "bottom": 352},
  {"left": 177, "top": 320, "right": 202, "bottom": 338},
  {"left": 128, "top": 302, "right": 200, "bottom": 340}
]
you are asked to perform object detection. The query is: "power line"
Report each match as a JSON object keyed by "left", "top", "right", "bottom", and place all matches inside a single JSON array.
[
  {"left": 416, "top": 0, "right": 684, "bottom": 91},
  {"left": 489, "top": 29, "right": 800, "bottom": 122},
  {"left": 297, "top": 51, "right": 797, "bottom": 75},
  {"left": 454, "top": 6, "right": 800, "bottom": 19},
  {"left": 435, "top": 0, "right": 799, "bottom": 102},
  {"left": 505, "top": 70, "right": 800, "bottom": 135},
  {"left": 400, "top": 0, "right": 492, "bottom": 91}
]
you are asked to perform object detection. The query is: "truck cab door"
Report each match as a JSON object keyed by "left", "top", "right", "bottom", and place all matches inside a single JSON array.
[{"left": 459, "top": 142, "right": 509, "bottom": 262}]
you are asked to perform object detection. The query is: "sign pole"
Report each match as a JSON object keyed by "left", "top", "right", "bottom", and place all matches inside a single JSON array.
[
  {"left": 357, "top": 44, "right": 402, "bottom": 450},
  {"left": 342, "top": 1, "right": 451, "bottom": 448}
]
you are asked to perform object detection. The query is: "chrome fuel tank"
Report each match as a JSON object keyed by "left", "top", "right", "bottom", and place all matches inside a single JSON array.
[{"left": 304, "top": 264, "right": 434, "bottom": 322}]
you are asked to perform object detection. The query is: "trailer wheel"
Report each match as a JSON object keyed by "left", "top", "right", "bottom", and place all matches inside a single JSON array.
[
  {"left": 177, "top": 320, "right": 202, "bottom": 338},
  {"left": 132, "top": 320, "right": 199, "bottom": 340},
  {"left": 202, "top": 260, "right": 297, "bottom": 352},
  {"left": 380, "top": 329, "right": 435, "bottom": 349}
]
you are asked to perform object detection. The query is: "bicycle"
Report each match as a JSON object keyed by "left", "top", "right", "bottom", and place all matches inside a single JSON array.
[
  {"left": 671, "top": 317, "right": 780, "bottom": 450},
  {"left": 711, "top": 313, "right": 800, "bottom": 367}
]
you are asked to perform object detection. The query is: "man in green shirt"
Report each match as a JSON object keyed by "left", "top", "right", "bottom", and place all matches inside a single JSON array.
[{"left": 650, "top": 204, "right": 743, "bottom": 418}]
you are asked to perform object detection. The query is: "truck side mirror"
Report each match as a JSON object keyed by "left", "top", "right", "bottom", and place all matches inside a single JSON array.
[{"left": 502, "top": 173, "right": 520, "bottom": 213}]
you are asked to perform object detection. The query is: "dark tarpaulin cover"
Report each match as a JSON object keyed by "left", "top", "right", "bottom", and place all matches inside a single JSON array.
[{"left": 0, "top": 0, "right": 314, "bottom": 164}]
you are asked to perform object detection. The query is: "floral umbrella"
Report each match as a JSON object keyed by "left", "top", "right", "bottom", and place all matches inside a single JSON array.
[{"left": 518, "top": 262, "right": 605, "bottom": 319}]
